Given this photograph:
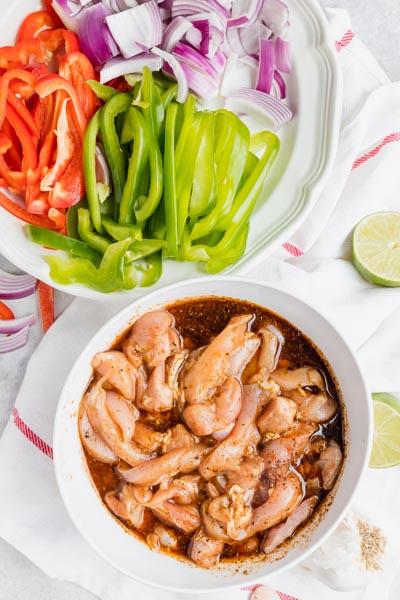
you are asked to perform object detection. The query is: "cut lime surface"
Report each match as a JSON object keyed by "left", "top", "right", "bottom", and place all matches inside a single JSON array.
[
  {"left": 369, "top": 395, "right": 400, "bottom": 468},
  {"left": 352, "top": 211, "right": 400, "bottom": 287}
]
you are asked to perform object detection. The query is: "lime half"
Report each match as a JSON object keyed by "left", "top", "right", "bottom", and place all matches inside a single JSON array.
[
  {"left": 352, "top": 212, "right": 400, "bottom": 287},
  {"left": 369, "top": 393, "right": 400, "bottom": 468}
]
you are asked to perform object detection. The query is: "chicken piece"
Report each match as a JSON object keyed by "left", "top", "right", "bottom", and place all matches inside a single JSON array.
[
  {"left": 117, "top": 443, "right": 210, "bottom": 486},
  {"left": 142, "top": 475, "right": 200, "bottom": 506},
  {"left": 84, "top": 380, "right": 155, "bottom": 466},
  {"left": 123, "top": 309, "right": 179, "bottom": 367},
  {"left": 214, "top": 376, "right": 242, "bottom": 424},
  {"left": 261, "top": 423, "right": 317, "bottom": 481},
  {"left": 317, "top": 439, "right": 343, "bottom": 489},
  {"left": 105, "top": 391, "right": 139, "bottom": 443},
  {"left": 151, "top": 502, "right": 201, "bottom": 534},
  {"left": 166, "top": 350, "right": 188, "bottom": 393},
  {"left": 261, "top": 495, "right": 318, "bottom": 554},
  {"left": 162, "top": 423, "right": 197, "bottom": 453},
  {"left": 207, "top": 485, "right": 253, "bottom": 541},
  {"left": 91, "top": 351, "right": 136, "bottom": 400},
  {"left": 250, "top": 327, "right": 282, "bottom": 385},
  {"left": 132, "top": 422, "right": 164, "bottom": 452},
  {"left": 199, "top": 384, "right": 262, "bottom": 480},
  {"left": 257, "top": 396, "right": 297, "bottom": 434},
  {"left": 138, "top": 364, "right": 174, "bottom": 412},
  {"left": 78, "top": 406, "right": 117, "bottom": 463},
  {"left": 226, "top": 332, "right": 260, "bottom": 377},
  {"left": 246, "top": 472, "right": 303, "bottom": 537},
  {"left": 183, "top": 314, "right": 253, "bottom": 404},
  {"left": 270, "top": 367, "right": 324, "bottom": 391},
  {"left": 147, "top": 525, "right": 178, "bottom": 551},
  {"left": 105, "top": 485, "right": 146, "bottom": 529},
  {"left": 183, "top": 404, "right": 228, "bottom": 436},
  {"left": 188, "top": 528, "right": 225, "bottom": 569},
  {"left": 289, "top": 388, "right": 338, "bottom": 423},
  {"left": 135, "top": 366, "right": 147, "bottom": 405},
  {"left": 225, "top": 455, "right": 265, "bottom": 495}
]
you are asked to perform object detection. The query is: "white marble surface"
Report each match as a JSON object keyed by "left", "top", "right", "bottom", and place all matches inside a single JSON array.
[{"left": 1, "top": 2, "right": 399, "bottom": 599}]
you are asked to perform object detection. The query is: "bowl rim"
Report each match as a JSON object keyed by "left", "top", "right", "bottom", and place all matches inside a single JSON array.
[{"left": 53, "top": 275, "right": 373, "bottom": 593}]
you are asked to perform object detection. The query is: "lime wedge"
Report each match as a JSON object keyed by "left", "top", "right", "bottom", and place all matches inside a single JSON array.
[
  {"left": 352, "top": 212, "right": 400, "bottom": 287},
  {"left": 369, "top": 394, "right": 400, "bottom": 468}
]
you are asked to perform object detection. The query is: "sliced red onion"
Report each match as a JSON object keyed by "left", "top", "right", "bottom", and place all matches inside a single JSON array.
[
  {"left": 106, "top": 1, "right": 163, "bottom": 58},
  {"left": 173, "top": 42, "right": 225, "bottom": 79},
  {"left": 261, "top": 0, "right": 290, "bottom": 37},
  {"left": 161, "top": 16, "right": 195, "bottom": 53},
  {"left": 151, "top": 47, "right": 189, "bottom": 103},
  {"left": 0, "top": 314, "right": 36, "bottom": 334},
  {"left": 185, "top": 25, "right": 202, "bottom": 50},
  {"left": 0, "top": 269, "right": 37, "bottom": 299},
  {"left": 99, "top": 52, "right": 163, "bottom": 83},
  {"left": 275, "top": 36, "right": 292, "bottom": 73},
  {"left": 51, "top": 0, "right": 82, "bottom": 32},
  {"left": 186, "top": 11, "right": 227, "bottom": 31},
  {"left": 79, "top": 0, "right": 93, "bottom": 6},
  {"left": 228, "top": 0, "right": 264, "bottom": 28},
  {"left": 78, "top": 3, "right": 120, "bottom": 66},
  {"left": 256, "top": 38, "right": 275, "bottom": 94},
  {"left": 225, "top": 87, "right": 292, "bottom": 130},
  {"left": 95, "top": 144, "right": 111, "bottom": 189},
  {"left": 192, "top": 20, "right": 224, "bottom": 58},
  {"left": 220, "top": 51, "right": 237, "bottom": 95},
  {"left": 164, "top": 60, "right": 219, "bottom": 99},
  {"left": 171, "top": 0, "right": 230, "bottom": 19},
  {"left": 271, "top": 69, "right": 286, "bottom": 99},
  {"left": 226, "top": 20, "right": 271, "bottom": 56},
  {"left": 0, "top": 326, "right": 30, "bottom": 354}
]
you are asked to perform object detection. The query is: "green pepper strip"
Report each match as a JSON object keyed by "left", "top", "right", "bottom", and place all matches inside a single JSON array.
[
  {"left": 125, "top": 239, "right": 166, "bottom": 263},
  {"left": 179, "top": 225, "right": 210, "bottom": 262},
  {"left": 87, "top": 80, "right": 117, "bottom": 102},
  {"left": 102, "top": 216, "right": 142, "bottom": 242},
  {"left": 205, "top": 223, "right": 249, "bottom": 274},
  {"left": 119, "top": 108, "right": 149, "bottom": 225},
  {"left": 149, "top": 201, "right": 166, "bottom": 241},
  {"left": 25, "top": 224, "right": 101, "bottom": 261},
  {"left": 163, "top": 102, "right": 179, "bottom": 257},
  {"left": 100, "top": 93, "right": 132, "bottom": 220},
  {"left": 45, "top": 239, "right": 132, "bottom": 293},
  {"left": 174, "top": 94, "right": 196, "bottom": 167},
  {"left": 78, "top": 208, "right": 111, "bottom": 254},
  {"left": 189, "top": 111, "right": 216, "bottom": 219},
  {"left": 134, "top": 107, "right": 163, "bottom": 225},
  {"left": 206, "top": 131, "right": 280, "bottom": 256},
  {"left": 190, "top": 110, "right": 250, "bottom": 241},
  {"left": 161, "top": 84, "right": 178, "bottom": 111},
  {"left": 66, "top": 197, "right": 88, "bottom": 240},
  {"left": 175, "top": 112, "right": 205, "bottom": 242},
  {"left": 137, "top": 251, "right": 162, "bottom": 287},
  {"left": 83, "top": 110, "right": 104, "bottom": 234},
  {"left": 141, "top": 67, "right": 164, "bottom": 142}
]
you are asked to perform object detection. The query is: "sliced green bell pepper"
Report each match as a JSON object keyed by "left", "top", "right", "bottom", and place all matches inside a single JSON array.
[{"left": 25, "top": 224, "right": 101, "bottom": 261}]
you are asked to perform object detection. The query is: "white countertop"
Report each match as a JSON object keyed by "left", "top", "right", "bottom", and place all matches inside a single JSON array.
[{"left": 1, "top": 1, "right": 399, "bottom": 598}]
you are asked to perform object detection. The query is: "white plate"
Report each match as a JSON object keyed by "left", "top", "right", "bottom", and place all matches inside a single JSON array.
[
  {"left": 0, "top": 0, "right": 342, "bottom": 299},
  {"left": 54, "top": 277, "right": 372, "bottom": 592}
]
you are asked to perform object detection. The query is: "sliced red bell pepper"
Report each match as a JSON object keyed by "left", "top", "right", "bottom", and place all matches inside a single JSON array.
[
  {"left": 35, "top": 74, "right": 87, "bottom": 137},
  {"left": 37, "top": 28, "right": 80, "bottom": 56},
  {"left": 0, "top": 132, "right": 11, "bottom": 155},
  {"left": 0, "top": 39, "right": 44, "bottom": 69},
  {"left": 40, "top": 98, "right": 74, "bottom": 191},
  {"left": 58, "top": 52, "right": 99, "bottom": 120},
  {"left": 5, "top": 102, "right": 38, "bottom": 171},
  {"left": 37, "top": 280, "right": 55, "bottom": 333},
  {"left": 0, "top": 69, "right": 36, "bottom": 129},
  {"left": 16, "top": 10, "right": 55, "bottom": 43},
  {"left": 0, "top": 189, "right": 58, "bottom": 228},
  {"left": 1, "top": 120, "right": 21, "bottom": 170},
  {"left": 7, "top": 91, "right": 40, "bottom": 138},
  {"left": 48, "top": 207, "right": 66, "bottom": 230},
  {"left": 42, "top": 0, "right": 64, "bottom": 28},
  {"left": 0, "top": 155, "right": 27, "bottom": 192},
  {"left": 0, "top": 300, "right": 15, "bottom": 320}
]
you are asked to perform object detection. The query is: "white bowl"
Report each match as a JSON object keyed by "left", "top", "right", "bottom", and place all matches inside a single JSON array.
[{"left": 54, "top": 277, "right": 372, "bottom": 592}]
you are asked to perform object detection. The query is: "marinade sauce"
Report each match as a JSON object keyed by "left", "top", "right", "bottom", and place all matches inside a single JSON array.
[{"left": 83, "top": 297, "right": 344, "bottom": 564}]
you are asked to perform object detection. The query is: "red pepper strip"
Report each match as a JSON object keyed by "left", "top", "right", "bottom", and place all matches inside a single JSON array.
[
  {"left": 7, "top": 91, "right": 40, "bottom": 138},
  {"left": 25, "top": 169, "right": 50, "bottom": 214},
  {"left": 37, "top": 29, "right": 80, "bottom": 55},
  {"left": 35, "top": 74, "right": 87, "bottom": 138},
  {"left": 0, "top": 132, "right": 11, "bottom": 155},
  {"left": 42, "top": 0, "right": 64, "bottom": 28},
  {"left": 0, "top": 300, "right": 15, "bottom": 320},
  {"left": 5, "top": 102, "right": 38, "bottom": 171},
  {"left": 16, "top": 10, "right": 55, "bottom": 43},
  {"left": 0, "top": 155, "right": 27, "bottom": 192},
  {"left": 0, "top": 40, "right": 44, "bottom": 69},
  {"left": 0, "top": 189, "right": 58, "bottom": 228},
  {"left": 37, "top": 280, "right": 54, "bottom": 333},
  {"left": 1, "top": 120, "right": 21, "bottom": 170},
  {"left": 0, "top": 69, "right": 36, "bottom": 130},
  {"left": 48, "top": 207, "right": 66, "bottom": 230},
  {"left": 40, "top": 98, "right": 74, "bottom": 191},
  {"left": 58, "top": 52, "right": 99, "bottom": 120},
  {"left": 49, "top": 101, "right": 84, "bottom": 208}
]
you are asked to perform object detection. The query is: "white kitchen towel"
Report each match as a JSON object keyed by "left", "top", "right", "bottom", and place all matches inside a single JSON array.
[{"left": 1, "top": 8, "right": 400, "bottom": 600}]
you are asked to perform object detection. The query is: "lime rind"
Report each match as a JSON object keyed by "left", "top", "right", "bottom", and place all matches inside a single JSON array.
[{"left": 352, "top": 211, "right": 400, "bottom": 287}]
